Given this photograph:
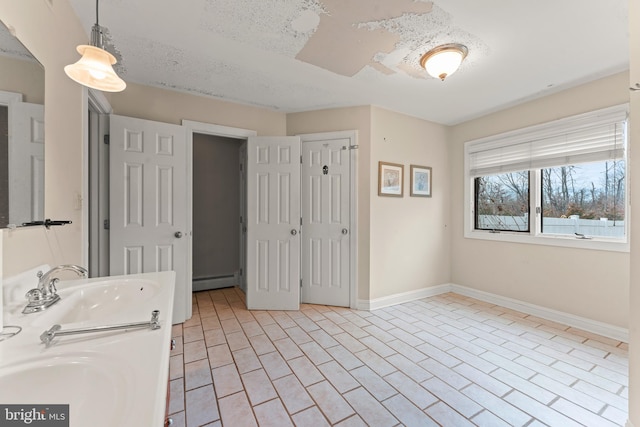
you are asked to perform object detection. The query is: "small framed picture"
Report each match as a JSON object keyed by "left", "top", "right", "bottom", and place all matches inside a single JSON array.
[
  {"left": 378, "top": 161, "right": 404, "bottom": 197},
  {"left": 410, "top": 165, "right": 432, "bottom": 197}
]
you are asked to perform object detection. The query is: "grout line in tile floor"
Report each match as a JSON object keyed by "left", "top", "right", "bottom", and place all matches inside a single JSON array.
[{"left": 166, "top": 288, "right": 629, "bottom": 427}]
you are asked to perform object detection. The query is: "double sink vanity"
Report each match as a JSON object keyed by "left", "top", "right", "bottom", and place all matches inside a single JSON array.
[{"left": 0, "top": 266, "right": 176, "bottom": 426}]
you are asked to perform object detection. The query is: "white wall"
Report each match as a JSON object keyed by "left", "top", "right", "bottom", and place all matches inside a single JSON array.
[{"left": 449, "top": 72, "right": 630, "bottom": 328}]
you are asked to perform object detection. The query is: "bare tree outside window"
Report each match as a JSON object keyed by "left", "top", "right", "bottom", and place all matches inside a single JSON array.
[
  {"left": 541, "top": 161, "right": 625, "bottom": 221},
  {"left": 474, "top": 160, "right": 625, "bottom": 237},
  {"left": 475, "top": 171, "right": 529, "bottom": 232},
  {"left": 541, "top": 160, "right": 625, "bottom": 237}
]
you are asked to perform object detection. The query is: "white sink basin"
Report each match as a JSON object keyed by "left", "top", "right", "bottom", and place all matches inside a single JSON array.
[
  {"left": 54, "top": 279, "right": 162, "bottom": 325},
  {"left": 0, "top": 353, "right": 133, "bottom": 427},
  {"left": 9, "top": 278, "right": 164, "bottom": 327}
]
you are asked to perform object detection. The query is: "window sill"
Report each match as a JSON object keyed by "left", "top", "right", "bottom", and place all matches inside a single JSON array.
[{"left": 464, "top": 229, "right": 629, "bottom": 253}]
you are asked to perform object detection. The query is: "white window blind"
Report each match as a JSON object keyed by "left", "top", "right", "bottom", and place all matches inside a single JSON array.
[{"left": 467, "top": 104, "right": 628, "bottom": 177}]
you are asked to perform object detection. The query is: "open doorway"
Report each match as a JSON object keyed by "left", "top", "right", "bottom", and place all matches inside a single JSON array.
[
  {"left": 192, "top": 133, "right": 242, "bottom": 291},
  {"left": 183, "top": 120, "right": 256, "bottom": 320}
]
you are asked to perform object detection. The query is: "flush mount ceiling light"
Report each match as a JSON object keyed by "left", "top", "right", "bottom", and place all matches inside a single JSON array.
[
  {"left": 64, "top": 0, "right": 126, "bottom": 92},
  {"left": 420, "top": 43, "right": 468, "bottom": 81}
]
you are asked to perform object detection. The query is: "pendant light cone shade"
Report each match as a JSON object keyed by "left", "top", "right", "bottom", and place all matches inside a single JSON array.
[
  {"left": 420, "top": 44, "right": 468, "bottom": 81},
  {"left": 64, "top": 45, "right": 126, "bottom": 92}
]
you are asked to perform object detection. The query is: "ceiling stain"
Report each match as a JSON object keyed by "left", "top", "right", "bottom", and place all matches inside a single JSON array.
[
  {"left": 201, "top": 0, "right": 326, "bottom": 57},
  {"left": 296, "top": 0, "right": 433, "bottom": 77}
]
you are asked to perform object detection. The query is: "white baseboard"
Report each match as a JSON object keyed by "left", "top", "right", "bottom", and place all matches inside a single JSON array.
[
  {"left": 193, "top": 275, "right": 237, "bottom": 292},
  {"left": 357, "top": 284, "right": 452, "bottom": 311},
  {"left": 450, "top": 284, "right": 628, "bottom": 343},
  {"left": 355, "top": 283, "right": 628, "bottom": 342}
]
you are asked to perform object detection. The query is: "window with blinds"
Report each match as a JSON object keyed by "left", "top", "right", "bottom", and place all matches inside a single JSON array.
[{"left": 465, "top": 104, "right": 628, "bottom": 244}]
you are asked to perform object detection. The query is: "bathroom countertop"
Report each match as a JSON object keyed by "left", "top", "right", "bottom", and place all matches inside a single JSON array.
[{"left": 0, "top": 271, "right": 176, "bottom": 427}]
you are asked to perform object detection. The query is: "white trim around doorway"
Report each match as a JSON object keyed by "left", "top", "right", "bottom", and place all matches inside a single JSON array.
[{"left": 181, "top": 120, "right": 257, "bottom": 320}]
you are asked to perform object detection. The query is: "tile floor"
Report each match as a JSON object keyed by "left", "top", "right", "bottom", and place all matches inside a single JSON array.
[{"left": 166, "top": 288, "right": 629, "bottom": 426}]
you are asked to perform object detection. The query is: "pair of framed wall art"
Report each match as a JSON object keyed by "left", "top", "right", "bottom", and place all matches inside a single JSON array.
[{"left": 378, "top": 161, "right": 432, "bottom": 197}]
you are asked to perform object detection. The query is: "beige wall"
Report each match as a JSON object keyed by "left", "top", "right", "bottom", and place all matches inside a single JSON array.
[
  {"left": 108, "top": 83, "right": 286, "bottom": 136},
  {"left": 449, "top": 71, "right": 630, "bottom": 328},
  {"left": 0, "top": 55, "right": 44, "bottom": 104},
  {"left": 287, "top": 106, "right": 451, "bottom": 302},
  {"left": 2, "top": 227, "right": 62, "bottom": 277},
  {"left": 369, "top": 107, "right": 450, "bottom": 300},
  {"left": 287, "top": 106, "right": 372, "bottom": 299}
]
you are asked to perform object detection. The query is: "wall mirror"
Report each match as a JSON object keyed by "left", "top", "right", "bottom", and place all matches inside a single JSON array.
[{"left": 0, "top": 20, "right": 45, "bottom": 229}]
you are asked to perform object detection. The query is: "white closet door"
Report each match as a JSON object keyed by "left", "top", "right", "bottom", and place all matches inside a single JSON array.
[
  {"left": 301, "top": 136, "right": 350, "bottom": 307},
  {"left": 246, "top": 136, "right": 301, "bottom": 310}
]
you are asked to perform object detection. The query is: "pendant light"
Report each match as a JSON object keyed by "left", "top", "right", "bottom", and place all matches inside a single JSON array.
[
  {"left": 64, "top": 0, "right": 126, "bottom": 92},
  {"left": 420, "top": 43, "right": 468, "bottom": 81}
]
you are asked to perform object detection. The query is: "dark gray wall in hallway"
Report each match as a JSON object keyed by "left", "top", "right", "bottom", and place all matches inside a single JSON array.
[{"left": 193, "top": 133, "right": 240, "bottom": 280}]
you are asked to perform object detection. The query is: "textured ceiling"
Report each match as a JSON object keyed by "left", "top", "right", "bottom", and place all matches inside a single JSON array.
[{"left": 66, "top": 0, "right": 628, "bottom": 125}]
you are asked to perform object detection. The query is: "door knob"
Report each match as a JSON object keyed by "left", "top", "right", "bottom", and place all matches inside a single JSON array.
[
  {"left": 174, "top": 231, "right": 183, "bottom": 238},
  {"left": 291, "top": 229, "right": 298, "bottom": 236},
  {"left": 342, "top": 228, "right": 348, "bottom": 235}
]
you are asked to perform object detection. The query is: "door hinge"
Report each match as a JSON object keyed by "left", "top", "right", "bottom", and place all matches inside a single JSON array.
[
  {"left": 103, "top": 134, "right": 110, "bottom": 145},
  {"left": 300, "top": 279, "right": 302, "bottom": 288},
  {"left": 103, "top": 219, "right": 110, "bottom": 230},
  {"left": 240, "top": 268, "right": 243, "bottom": 277},
  {"left": 240, "top": 163, "right": 243, "bottom": 171},
  {"left": 300, "top": 217, "right": 303, "bottom": 226},
  {"left": 300, "top": 155, "right": 303, "bottom": 164}
]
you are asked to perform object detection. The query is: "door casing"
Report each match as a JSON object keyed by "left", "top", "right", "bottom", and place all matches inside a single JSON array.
[{"left": 183, "top": 120, "right": 256, "bottom": 320}]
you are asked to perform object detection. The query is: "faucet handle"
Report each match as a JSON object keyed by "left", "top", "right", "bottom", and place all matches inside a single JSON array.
[
  {"left": 25, "top": 288, "right": 44, "bottom": 302},
  {"left": 37, "top": 270, "right": 44, "bottom": 279}
]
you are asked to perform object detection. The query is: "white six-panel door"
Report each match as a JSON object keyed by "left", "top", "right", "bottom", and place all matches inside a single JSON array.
[
  {"left": 10, "top": 101, "right": 44, "bottom": 225},
  {"left": 109, "top": 115, "right": 188, "bottom": 323},
  {"left": 301, "top": 136, "right": 350, "bottom": 306},
  {"left": 246, "top": 136, "right": 301, "bottom": 310}
]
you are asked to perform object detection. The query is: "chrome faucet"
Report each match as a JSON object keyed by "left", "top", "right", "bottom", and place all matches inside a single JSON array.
[{"left": 22, "top": 264, "right": 88, "bottom": 314}]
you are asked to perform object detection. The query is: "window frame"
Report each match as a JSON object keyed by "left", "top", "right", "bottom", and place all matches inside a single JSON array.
[
  {"left": 473, "top": 171, "right": 531, "bottom": 233},
  {"left": 464, "top": 105, "right": 629, "bottom": 253}
]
